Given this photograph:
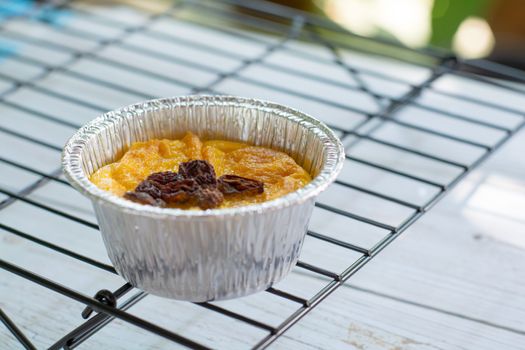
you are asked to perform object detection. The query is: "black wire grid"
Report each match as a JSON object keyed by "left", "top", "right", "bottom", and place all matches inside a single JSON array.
[{"left": 0, "top": 0, "right": 524, "bottom": 349}]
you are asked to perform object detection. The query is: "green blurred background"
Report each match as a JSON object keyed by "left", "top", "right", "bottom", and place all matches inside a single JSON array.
[{"left": 272, "top": 0, "right": 525, "bottom": 70}]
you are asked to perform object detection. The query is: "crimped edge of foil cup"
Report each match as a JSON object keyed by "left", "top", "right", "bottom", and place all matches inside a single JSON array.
[{"left": 61, "top": 95, "right": 345, "bottom": 219}]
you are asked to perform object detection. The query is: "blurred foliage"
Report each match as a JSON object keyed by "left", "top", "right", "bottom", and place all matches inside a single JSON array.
[{"left": 430, "top": 0, "right": 491, "bottom": 48}]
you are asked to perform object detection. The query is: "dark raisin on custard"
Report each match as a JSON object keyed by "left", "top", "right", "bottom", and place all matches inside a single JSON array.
[
  {"left": 146, "top": 171, "right": 183, "bottom": 185},
  {"left": 124, "top": 160, "right": 264, "bottom": 209},
  {"left": 135, "top": 180, "right": 163, "bottom": 199},
  {"left": 178, "top": 160, "right": 217, "bottom": 187},
  {"left": 218, "top": 175, "right": 264, "bottom": 195},
  {"left": 161, "top": 178, "right": 200, "bottom": 204},
  {"left": 196, "top": 188, "right": 224, "bottom": 209},
  {"left": 124, "top": 191, "right": 166, "bottom": 207}
]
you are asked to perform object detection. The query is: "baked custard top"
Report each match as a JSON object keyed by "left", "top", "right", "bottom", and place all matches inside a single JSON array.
[{"left": 90, "top": 132, "right": 311, "bottom": 209}]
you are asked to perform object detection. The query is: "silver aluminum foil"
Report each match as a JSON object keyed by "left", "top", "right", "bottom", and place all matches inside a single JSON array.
[{"left": 62, "top": 95, "right": 344, "bottom": 301}]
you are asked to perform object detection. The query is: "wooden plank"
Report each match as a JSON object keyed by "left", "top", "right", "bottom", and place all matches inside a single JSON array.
[
  {"left": 272, "top": 284, "right": 525, "bottom": 350},
  {"left": 273, "top": 129, "right": 525, "bottom": 349}
]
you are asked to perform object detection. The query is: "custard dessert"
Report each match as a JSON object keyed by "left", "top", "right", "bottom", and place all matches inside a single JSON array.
[{"left": 90, "top": 132, "right": 311, "bottom": 209}]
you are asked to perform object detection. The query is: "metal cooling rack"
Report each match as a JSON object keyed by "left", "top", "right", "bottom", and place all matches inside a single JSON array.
[{"left": 0, "top": 0, "right": 524, "bottom": 349}]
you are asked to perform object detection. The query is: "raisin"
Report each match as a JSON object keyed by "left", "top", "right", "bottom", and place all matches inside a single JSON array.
[
  {"left": 218, "top": 175, "right": 264, "bottom": 195},
  {"left": 146, "top": 171, "right": 183, "bottom": 185},
  {"left": 135, "top": 180, "right": 163, "bottom": 199},
  {"left": 124, "top": 191, "right": 166, "bottom": 207},
  {"left": 161, "top": 178, "right": 200, "bottom": 204},
  {"left": 196, "top": 188, "right": 224, "bottom": 209},
  {"left": 178, "top": 160, "right": 217, "bottom": 187},
  {"left": 124, "top": 160, "right": 263, "bottom": 209}
]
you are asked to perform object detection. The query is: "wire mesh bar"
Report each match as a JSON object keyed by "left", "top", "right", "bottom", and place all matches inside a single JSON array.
[
  {"left": 345, "top": 155, "right": 446, "bottom": 189},
  {"left": 194, "top": 303, "right": 277, "bottom": 333},
  {"left": 0, "top": 223, "right": 114, "bottom": 273},
  {"left": 314, "top": 202, "right": 398, "bottom": 231},
  {"left": 461, "top": 58, "right": 525, "bottom": 84},
  {"left": 377, "top": 118, "right": 492, "bottom": 150},
  {"left": 345, "top": 131, "right": 470, "bottom": 169},
  {"left": 0, "top": 124, "right": 63, "bottom": 151},
  {"left": 0, "top": 259, "right": 212, "bottom": 350},
  {"left": 417, "top": 87, "right": 525, "bottom": 117},
  {"left": 0, "top": 308, "right": 37, "bottom": 350},
  {"left": 333, "top": 180, "right": 423, "bottom": 211},
  {"left": 306, "top": 230, "right": 370, "bottom": 256},
  {"left": 0, "top": 157, "right": 70, "bottom": 185},
  {"left": 0, "top": 0, "right": 523, "bottom": 349},
  {"left": 0, "top": 167, "right": 63, "bottom": 211},
  {"left": 403, "top": 102, "right": 515, "bottom": 132},
  {"left": 49, "top": 291, "right": 148, "bottom": 350},
  {"left": 1, "top": 99, "right": 82, "bottom": 129},
  {"left": 265, "top": 288, "right": 309, "bottom": 306},
  {"left": 296, "top": 261, "right": 341, "bottom": 281},
  {"left": 0, "top": 186, "right": 99, "bottom": 229},
  {"left": 181, "top": 0, "right": 293, "bottom": 36}
]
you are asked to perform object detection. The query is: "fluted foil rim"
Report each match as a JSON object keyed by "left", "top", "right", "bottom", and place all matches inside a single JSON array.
[{"left": 62, "top": 95, "right": 344, "bottom": 219}]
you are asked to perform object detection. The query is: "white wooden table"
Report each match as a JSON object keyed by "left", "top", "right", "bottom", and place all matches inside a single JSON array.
[
  {"left": 0, "top": 1, "right": 524, "bottom": 349},
  {"left": 273, "top": 127, "right": 525, "bottom": 350}
]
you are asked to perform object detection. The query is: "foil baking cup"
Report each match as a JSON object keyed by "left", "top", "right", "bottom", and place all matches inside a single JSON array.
[{"left": 62, "top": 95, "right": 344, "bottom": 301}]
